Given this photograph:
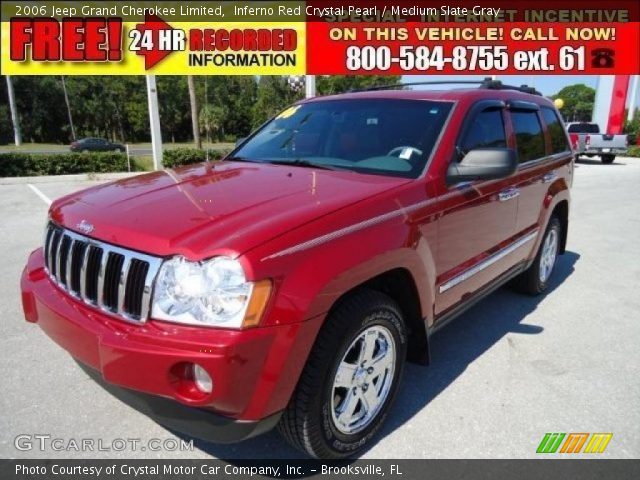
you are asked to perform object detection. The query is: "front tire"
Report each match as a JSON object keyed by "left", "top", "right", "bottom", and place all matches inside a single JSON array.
[
  {"left": 601, "top": 155, "right": 615, "bottom": 164},
  {"left": 278, "top": 290, "right": 407, "bottom": 459},
  {"left": 511, "top": 216, "right": 562, "bottom": 295}
]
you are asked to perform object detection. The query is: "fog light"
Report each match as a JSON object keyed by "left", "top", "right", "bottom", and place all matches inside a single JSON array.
[{"left": 192, "top": 364, "right": 213, "bottom": 393}]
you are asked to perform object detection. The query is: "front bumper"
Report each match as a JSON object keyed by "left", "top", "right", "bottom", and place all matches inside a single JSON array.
[
  {"left": 21, "top": 248, "right": 322, "bottom": 442},
  {"left": 77, "top": 361, "right": 281, "bottom": 443}
]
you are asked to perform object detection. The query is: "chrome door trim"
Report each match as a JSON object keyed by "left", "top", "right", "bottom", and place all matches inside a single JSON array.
[
  {"left": 439, "top": 229, "right": 539, "bottom": 293},
  {"left": 498, "top": 187, "right": 520, "bottom": 202}
]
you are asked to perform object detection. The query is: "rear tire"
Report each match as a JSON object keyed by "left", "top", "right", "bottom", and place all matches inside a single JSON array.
[
  {"left": 601, "top": 155, "right": 615, "bottom": 164},
  {"left": 511, "top": 216, "right": 562, "bottom": 295},
  {"left": 278, "top": 290, "right": 407, "bottom": 459}
]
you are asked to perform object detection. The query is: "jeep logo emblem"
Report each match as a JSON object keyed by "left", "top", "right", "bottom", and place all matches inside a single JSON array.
[{"left": 76, "top": 220, "right": 94, "bottom": 235}]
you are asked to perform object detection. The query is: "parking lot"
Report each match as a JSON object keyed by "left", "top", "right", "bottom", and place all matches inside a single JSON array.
[{"left": 1, "top": 158, "right": 639, "bottom": 459}]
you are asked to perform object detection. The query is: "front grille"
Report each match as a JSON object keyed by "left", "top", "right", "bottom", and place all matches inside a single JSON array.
[{"left": 43, "top": 223, "right": 162, "bottom": 323}]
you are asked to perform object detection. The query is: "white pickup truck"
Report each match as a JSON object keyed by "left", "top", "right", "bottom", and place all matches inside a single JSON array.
[{"left": 567, "top": 122, "right": 629, "bottom": 164}]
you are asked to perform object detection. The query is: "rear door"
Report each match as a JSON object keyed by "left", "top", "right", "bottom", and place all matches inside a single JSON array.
[
  {"left": 435, "top": 101, "right": 518, "bottom": 316},
  {"left": 509, "top": 104, "right": 571, "bottom": 241},
  {"left": 508, "top": 103, "right": 549, "bottom": 236}
]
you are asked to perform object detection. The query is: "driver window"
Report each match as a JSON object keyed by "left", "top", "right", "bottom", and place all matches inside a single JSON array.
[{"left": 460, "top": 108, "right": 507, "bottom": 157}]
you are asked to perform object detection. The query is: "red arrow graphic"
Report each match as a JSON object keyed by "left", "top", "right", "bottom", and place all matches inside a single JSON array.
[{"left": 133, "top": 14, "right": 175, "bottom": 70}]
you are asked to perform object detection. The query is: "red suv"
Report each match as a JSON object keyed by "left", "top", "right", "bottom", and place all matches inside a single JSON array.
[{"left": 21, "top": 80, "right": 572, "bottom": 459}]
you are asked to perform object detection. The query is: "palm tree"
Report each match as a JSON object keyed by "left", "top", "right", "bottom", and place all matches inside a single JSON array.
[
  {"left": 199, "top": 105, "right": 225, "bottom": 144},
  {"left": 187, "top": 75, "right": 201, "bottom": 149}
]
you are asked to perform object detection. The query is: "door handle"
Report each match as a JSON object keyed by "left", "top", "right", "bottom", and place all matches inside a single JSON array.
[
  {"left": 498, "top": 188, "right": 519, "bottom": 202},
  {"left": 541, "top": 172, "right": 558, "bottom": 183}
]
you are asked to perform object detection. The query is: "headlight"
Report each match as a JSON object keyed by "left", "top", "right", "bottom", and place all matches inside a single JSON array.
[{"left": 151, "top": 256, "right": 271, "bottom": 329}]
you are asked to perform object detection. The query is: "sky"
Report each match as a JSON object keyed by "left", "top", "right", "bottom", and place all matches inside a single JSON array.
[{"left": 402, "top": 75, "right": 640, "bottom": 109}]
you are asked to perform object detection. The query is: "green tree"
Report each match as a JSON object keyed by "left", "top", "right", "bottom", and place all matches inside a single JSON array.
[
  {"left": 63, "top": 76, "right": 148, "bottom": 143},
  {"left": 214, "top": 76, "right": 257, "bottom": 139},
  {"left": 316, "top": 75, "right": 401, "bottom": 95},
  {"left": 250, "top": 76, "right": 402, "bottom": 130},
  {"left": 157, "top": 76, "right": 189, "bottom": 143},
  {"left": 11, "top": 76, "right": 67, "bottom": 143},
  {"left": 251, "top": 76, "right": 302, "bottom": 128},
  {"left": 2, "top": 76, "right": 399, "bottom": 145},
  {"left": 199, "top": 104, "right": 225, "bottom": 143},
  {"left": 552, "top": 84, "right": 595, "bottom": 122},
  {"left": 624, "top": 110, "right": 640, "bottom": 144},
  {"left": 0, "top": 104, "right": 11, "bottom": 144}
]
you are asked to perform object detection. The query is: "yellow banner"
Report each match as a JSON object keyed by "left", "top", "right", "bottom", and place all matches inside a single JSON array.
[{"left": 0, "top": 1, "right": 306, "bottom": 75}]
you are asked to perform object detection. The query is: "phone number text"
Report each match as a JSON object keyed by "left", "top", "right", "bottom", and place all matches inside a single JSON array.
[{"left": 345, "top": 45, "right": 585, "bottom": 71}]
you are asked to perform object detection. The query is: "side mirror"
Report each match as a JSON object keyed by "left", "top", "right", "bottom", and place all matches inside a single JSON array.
[
  {"left": 235, "top": 137, "right": 247, "bottom": 147},
  {"left": 446, "top": 148, "right": 517, "bottom": 185}
]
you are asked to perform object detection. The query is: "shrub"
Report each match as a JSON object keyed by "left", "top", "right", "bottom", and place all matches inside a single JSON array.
[
  {"left": 627, "top": 145, "right": 640, "bottom": 158},
  {"left": 162, "top": 148, "right": 230, "bottom": 168},
  {"left": 0, "top": 152, "right": 131, "bottom": 177}
]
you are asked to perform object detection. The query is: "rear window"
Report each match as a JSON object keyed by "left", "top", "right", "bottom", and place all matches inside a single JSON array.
[
  {"left": 542, "top": 107, "right": 570, "bottom": 154},
  {"left": 567, "top": 123, "right": 600, "bottom": 134},
  {"left": 511, "top": 111, "right": 546, "bottom": 163}
]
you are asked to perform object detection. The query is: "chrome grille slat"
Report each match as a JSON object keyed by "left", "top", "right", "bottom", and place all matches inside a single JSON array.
[
  {"left": 65, "top": 238, "right": 76, "bottom": 294},
  {"left": 85, "top": 247, "right": 102, "bottom": 304},
  {"left": 80, "top": 243, "right": 90, "bottom": 300},
  {"left": 55, "top": 234, "right": 66, "bottom": 285},
  {"left": 69, "top": 241, "right": 87, "bottom": 296},
  {"left": 97, "top": 248, "right": 109, "bottom": 308},
  {"left": 140, "top": 262, "right": 155, "bottom": 320},
  {"left": 103, "top": 252, "right": 125, "bottom": 312},
  {"left": 48, "top": 230, "right": 62, "bottom": 277},
  {"left": 117, "top": 256, "right": 132, "bottom": 314},
  {"left": 44, "top": 227, "right": 54, "bottom": 271},
  {"left": 43, "top": 223, "right": 162, "bottom": 324}
]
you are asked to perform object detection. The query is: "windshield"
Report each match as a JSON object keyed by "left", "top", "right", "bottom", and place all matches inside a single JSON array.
[{"left": 233, "top": 99, "right": 453, "bottom": 178}]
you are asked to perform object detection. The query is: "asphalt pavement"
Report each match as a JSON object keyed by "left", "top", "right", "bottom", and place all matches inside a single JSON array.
[{"left": 1, "top": 158, "right": 639, "bottom": 459}]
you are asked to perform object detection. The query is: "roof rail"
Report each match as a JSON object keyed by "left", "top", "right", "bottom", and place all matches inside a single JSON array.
[
  {"left": 349, "top": 80, "right": 484, "bottom": 92},
  {"left": 350, "top": 77, "right": 542, "bottom": 96},
  {"left": 479, "top": 78, "right": 542, "bottom": 96}
]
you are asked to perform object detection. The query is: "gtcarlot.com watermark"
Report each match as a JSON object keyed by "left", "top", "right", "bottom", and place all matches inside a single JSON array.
[{"left": 15, "top": 434, "right": 194, "bottom": 453}]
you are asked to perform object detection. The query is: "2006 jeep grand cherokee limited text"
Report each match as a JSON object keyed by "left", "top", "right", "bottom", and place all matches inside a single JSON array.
[{"left": 21, "top": 80, "right": 572, "bottom": 459}]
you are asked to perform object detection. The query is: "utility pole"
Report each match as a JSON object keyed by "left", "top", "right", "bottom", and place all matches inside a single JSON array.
[
  {"left": 627, "top": 75, "right": 639, "bottom": 122},
  {"left": 5, "top": 76, "right": 21, "bottom": 146},
  {"left": 146, "top": 75, "right": 163, "bottom": 170},
  {"left": 305, "top": 75, "right": 316, "bottom": 98},
  {"left": 60, "top": 76, "right": 76, "bottom": 141}
]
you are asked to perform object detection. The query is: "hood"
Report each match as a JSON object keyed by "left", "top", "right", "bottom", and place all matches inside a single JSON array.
[{"left": 50, "top": 161, "right": 410, "bottom": 259}]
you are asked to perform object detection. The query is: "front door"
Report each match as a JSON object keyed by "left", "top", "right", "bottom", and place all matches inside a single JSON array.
[{"left": 434, "top": 102, "right": 518, "bottom": 317}]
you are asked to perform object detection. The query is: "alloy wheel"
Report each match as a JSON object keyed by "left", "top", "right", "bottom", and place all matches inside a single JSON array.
[{"left": 330, "top": 325, "right": 396, "bottom": 435}]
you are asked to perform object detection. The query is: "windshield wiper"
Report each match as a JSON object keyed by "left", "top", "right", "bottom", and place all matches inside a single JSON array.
[{"left": 265, "top": 159, "right": 349, "bottom": 171}]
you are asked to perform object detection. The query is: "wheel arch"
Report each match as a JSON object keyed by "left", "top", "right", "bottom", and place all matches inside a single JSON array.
[
  {"left": 551, "top": 199, "right": 569, "bottom": 254},
  {"left": 327, "top": 267, "right": 430, "bottom": 365}
]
